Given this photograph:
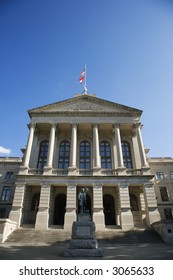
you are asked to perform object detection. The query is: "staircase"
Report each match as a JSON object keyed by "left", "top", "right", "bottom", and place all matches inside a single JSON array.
[
  {"left": 4, "top": 228, "right": 71, "bottom": 245},
  {"left": 96, "top": 229, "right": 164, "bottom": 244},
  {"left": 4, "top": 227, "right": 163, "bottom": 245}
]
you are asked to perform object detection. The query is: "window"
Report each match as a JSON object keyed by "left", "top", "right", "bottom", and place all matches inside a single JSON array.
[
  {"left": 156, "top": 172, "right": 164, "bottom": 180},
  {"left": 164, "top": 208, "right": 172, "bottom": 220},
  {"left": 37, "top": 140, "right": 49, "bottom": 170},
  {"left": 121, "top": 141, "right": 133, "bottom": 169},
  {"left": 160, "top": 187, "right": 169, "bottom": 201},
  {"left": 100, "top": 141, "right": 112, "bottom": 169},
  {"left": 5, "top": 172, "right": 14, "bottom": 180},
  {"left": 79, "top": 141, "right": 91, "bottom": 170},
  {"left": 1, "top": 187, "right": 11, "bottom": 202},
  {"left": 170, "top": 172, "right": 173, "bottom": 180},
  {"left": 58, "top": 141, "right": 70, "bottom": 169}
]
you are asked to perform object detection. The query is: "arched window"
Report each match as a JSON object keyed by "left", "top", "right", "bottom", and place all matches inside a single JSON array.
[
  {"left": 121, "top": 141, "right": 133, "bottom": 169},
  {"left": 100, "top": 141, "right": 112, "bottom": 169},
  {"left": 130, "top": 193, "right": 139, "bottom": 211},
  {"left": 79, "top": 141, "right": 91, "bottom": 170},
  {"left": 58, "top": 141, "right": 70, "bottom": 169},
  {"left": 37, "top": 140, "right": 49, "bottom": 170}
]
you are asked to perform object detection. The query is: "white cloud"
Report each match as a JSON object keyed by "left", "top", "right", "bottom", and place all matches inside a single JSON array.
[{"left": 0, "top": 146, "right": 11, "bottom": 155}]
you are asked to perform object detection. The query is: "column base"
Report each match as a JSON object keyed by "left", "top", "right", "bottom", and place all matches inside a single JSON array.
[
  {"left": 43, "top": 166, "right": 52, "bottom": 175},
  {"left": 93, "top": 167, "right": 102, "bottom": 176},
  {"left": 68, "top": 166, "right": 78, "bottom": 176},
  {"left": 121, "top": 209, "right": 134, "bottom": 231},
  {"left": 64, "top": 210, "right": 77, "bottom": 231},
  {"left": 141, "top": 166, "right": 151, "bottom": 175},
  {"left": 146, "top": 207, "right": 161, "bottom": 227},
  {"left": 93, "top": 208, "right": 105, "bottom": 230},
  {"left": 9, "top": 208, "right": 22, "bottom": 227},
  {"left": 19, "top": 166, "right": 28, "bottom": 175},
  {"left": 117, "top": 166, "right": 126, "bottom": 175},
  {"left": 35, "top": 210, "right": 49, "bottom": 230}
]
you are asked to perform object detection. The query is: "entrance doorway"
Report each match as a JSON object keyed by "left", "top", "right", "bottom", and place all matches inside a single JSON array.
[
  {"left": 103, "top": 194, "right": 116, "bottom": 225},
  {"left": 54, "top": 194, "right": 66, "bottom": 225}
]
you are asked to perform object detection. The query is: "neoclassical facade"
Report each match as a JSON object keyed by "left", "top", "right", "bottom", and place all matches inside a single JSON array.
[{"left": 2, "top": 94, "right": 172, "bottom": 233}]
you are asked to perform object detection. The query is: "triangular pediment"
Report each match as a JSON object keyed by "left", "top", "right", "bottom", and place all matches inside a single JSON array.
[{"left": 28, "top": 94, "right": 142, "bottom": 116}]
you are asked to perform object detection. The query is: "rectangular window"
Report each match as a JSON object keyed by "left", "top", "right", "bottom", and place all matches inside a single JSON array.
[
  {"left": 164, "top": 208, "right": 172, "bottom": 220},
  {"left": 156, "top": 172, "right": 164, "bottom": 180},
  {"left": 5, "top": 171, "right": 14, "bottom": 180},
  {"left": 1, "top": 187, "right": 11, "bottom": 202},
  {"left": 170, "top": 172, "right": 173, "bottom": 180},
  {"left": 160, "top": 187, "right": 169, "bottom": 201}
]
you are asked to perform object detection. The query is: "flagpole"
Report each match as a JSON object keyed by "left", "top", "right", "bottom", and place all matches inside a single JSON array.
[{"left": 84, "top": 64, "right": 87, "bottom": 94}]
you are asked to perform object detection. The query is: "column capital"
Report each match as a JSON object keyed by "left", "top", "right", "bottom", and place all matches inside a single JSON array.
[
  {"left": 133, "top": 122, "right": 142, "bottom": 130},
  {"left": 113, "top": 123, "right": 120, "bottom": 129},
  {"left": 92, "top": 183, "right": 103, "bottom": 188},
  {"left": 50, "top": 122, "right": 57, "bottom": 128},
  {"left": 71, "top": 123, "right": 78, "bottom": 127},
  {"left": 66, "top": 183, "right": 77, "bottom": 188},
  {"left": 92, "top": 123, "right": 99, "bottom": 128},
  {"left": 29, "top": 122, "right": 36, "bottom": 129}
]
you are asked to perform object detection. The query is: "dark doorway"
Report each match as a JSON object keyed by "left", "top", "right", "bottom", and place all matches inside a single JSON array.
[
  {"left": 103, "top": 194, "right": 116, "bottom": 225},
  {"left": 54, "top": 194, "right": 66, "bottom": 225}
]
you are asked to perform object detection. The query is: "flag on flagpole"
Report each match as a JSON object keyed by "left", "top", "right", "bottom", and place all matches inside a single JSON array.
[{"left": 79, "top": 68, "right": 86, "bottom": 84}]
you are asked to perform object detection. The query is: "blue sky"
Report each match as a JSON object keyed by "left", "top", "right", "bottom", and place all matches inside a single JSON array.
[{"left": 0, "top": 0, "right": 173, "bottom": 158}]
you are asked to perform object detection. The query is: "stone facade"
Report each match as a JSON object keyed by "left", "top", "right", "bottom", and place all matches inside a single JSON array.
[{"left": 0, "top": 94, "right": 172, "bottom": 232}]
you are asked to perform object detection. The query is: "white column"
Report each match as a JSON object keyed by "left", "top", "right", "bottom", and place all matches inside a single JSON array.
[
  {"left": 9, "top": 183, "right": 26, "bottom": 227},
  {"left": 21, "top": 123, "right": 36, "bottom": 173},
  {"left": 136, "top": 123, "right": 148, "bottom": 167},
  {"left": 143, "top": 183, "right": 160, "bottom": 226},
  {"left": 68, "top": 123, "right": 77, "bottom": 175},
  {"left": 35, "top": 184, "right": 51, "bottom": 230},
  {"left": 92, "top": 184, "right": 105, "bottom": 230},
  {"left": 119, "top": 184, "right": 134, "bottom": 230},
  {"left": 114, "top": 124, "right": 125, "bottom": 170},
  {"left": 93, "top": 124, "right": 101, "bottom": 175},
  {"left": 64, "top": 184, "right": 77, "bottom": 231},
  {"left": 44, "top": 123, "right": 56, "bottom": 174}
]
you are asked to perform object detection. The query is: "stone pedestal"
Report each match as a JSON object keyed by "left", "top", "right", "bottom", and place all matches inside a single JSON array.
[{"left": 64, "top": 214, "right": 103, "bottom": 257}]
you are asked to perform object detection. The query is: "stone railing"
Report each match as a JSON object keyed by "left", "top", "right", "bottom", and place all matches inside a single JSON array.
[
  {"left": 26, "top": 168, "right": 144, "bottom": 176},
  {"left": 52, "top": 169, "right": 68, "bottom": 176},
  {"left": 0, "top": 219, "right": 17, "bottom": 243},
  {"left": 126, "top": 169, "right": 143, "bottom": 175},
  {"left": 101, "top": 169, "right": 118, "bottom": 176},
  {"left": 78, "top": 169, "right": 93, "bottom": 176}
]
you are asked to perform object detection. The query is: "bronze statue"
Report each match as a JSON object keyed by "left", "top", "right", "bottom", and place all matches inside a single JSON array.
[{"left": 78, "top": 187, "right": 88, "bottom": 214}]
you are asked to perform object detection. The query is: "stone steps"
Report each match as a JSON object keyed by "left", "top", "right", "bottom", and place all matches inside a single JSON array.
[
  {"left": 5, "top": 228, "right": 71, "bottom": 245},
  {"left": 4, "top": 227, "right": 164, "bottom": 245}
]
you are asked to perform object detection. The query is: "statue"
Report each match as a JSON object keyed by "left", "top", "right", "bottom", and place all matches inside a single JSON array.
[{"left": 78, "top": 187, "right": 88, "bottom": 214}]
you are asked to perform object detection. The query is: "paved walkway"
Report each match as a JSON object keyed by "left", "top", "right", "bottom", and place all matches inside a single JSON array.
[{"left": 0, "top": 241, "right": 173, "bottom": 260}]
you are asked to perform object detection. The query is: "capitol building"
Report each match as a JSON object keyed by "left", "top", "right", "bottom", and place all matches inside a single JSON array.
[{"left": 0, "top": 93, "right": 173, "bottom": 241}]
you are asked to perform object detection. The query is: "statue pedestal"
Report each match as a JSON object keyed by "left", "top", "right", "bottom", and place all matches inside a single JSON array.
[{"left": 64, "top": 214, "right": 103, "bottom": 257}]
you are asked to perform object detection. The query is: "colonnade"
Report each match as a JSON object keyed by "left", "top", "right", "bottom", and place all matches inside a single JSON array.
[{"left": 20, "top": 122, "right": 148, "bottom": 175}]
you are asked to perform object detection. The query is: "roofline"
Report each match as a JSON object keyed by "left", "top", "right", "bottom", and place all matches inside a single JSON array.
[{"left": 28, "top": 94, "right": 143, "bottom": 117}]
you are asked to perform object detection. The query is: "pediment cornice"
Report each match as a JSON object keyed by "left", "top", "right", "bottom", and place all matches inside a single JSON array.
[{"left": 28, "top": 94, "right": 142, "bottom": 117}]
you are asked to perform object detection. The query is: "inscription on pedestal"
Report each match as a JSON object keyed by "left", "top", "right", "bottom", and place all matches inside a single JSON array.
[{"left": 76, "top": 226, "right": 90, "bottom": 237}]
